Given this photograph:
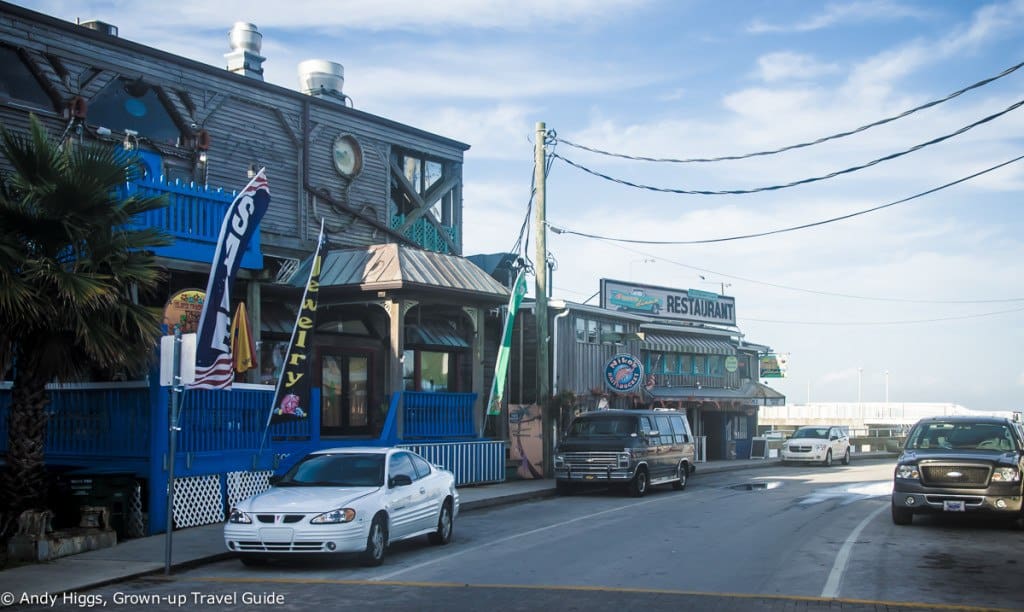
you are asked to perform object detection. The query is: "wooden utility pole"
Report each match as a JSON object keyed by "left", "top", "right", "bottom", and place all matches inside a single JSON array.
[{"left": 534, "top": 122, "right": 549, "bottom": 404}]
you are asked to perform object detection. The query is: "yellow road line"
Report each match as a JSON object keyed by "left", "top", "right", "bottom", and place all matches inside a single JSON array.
[{"left": 193, "top": 576, "right": 1014, "bottom": 612}]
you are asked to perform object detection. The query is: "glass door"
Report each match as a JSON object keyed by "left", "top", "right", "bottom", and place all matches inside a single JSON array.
[{"left": 321, "top": 353, "right": 371, "bottom": 436}]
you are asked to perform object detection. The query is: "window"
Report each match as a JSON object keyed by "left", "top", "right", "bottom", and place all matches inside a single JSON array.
[
  {"left": 575, "top": 318, "right": 586, "bottom": 342},
  {"left": 587, "top": 320, "right": 599, "bottom": 344},
  {"left": 639, "top": 416, "right": 654, "bottom": 435},
  {"left": 409, "top": 453, "right": 433, "bottom": 479},
  {"left": 709, "top": 356, "right": 723, "bottom": 378},
  {"left": 0, "top": 45, "right": 52, "bottom": 109},
  {"left": 403, "top": 349, "right": 457, "bottom": 392},
  {"left": 655, "top": 415, "right": 674, "bottom": 445},
  {"left": 88, "top": 77, "right": 181, "bottom": 146},
  {"left": 669, "top": 415, "right": 690, "bottom": 443},
  {"left": 680, "top": 354, "right": 693, "bottom": 375},
  {"left": 388, "top": 453, "right": 418, "bottom": 482},
  {"left": 663, "top": 354, "right": 678, "bottom": 375},
  {"left": 392, "top": 150, "right": 453, "bottom": 225},
  {"left": 694, "top": 355, "right": 706, "bottom": 375}
]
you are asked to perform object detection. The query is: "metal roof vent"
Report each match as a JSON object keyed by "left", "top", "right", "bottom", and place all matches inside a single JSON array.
[
  {"left": 298, "top": 59, "right": 352, "bottom": 106},
  {"left": 225, "top": 22, "right": 265, "bottom": 81},
  {"left": 78, "top": 19, "right": 118, "bottom": 36}
]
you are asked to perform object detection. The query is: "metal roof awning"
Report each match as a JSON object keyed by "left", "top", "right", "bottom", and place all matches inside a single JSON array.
[
  {"left": 642, "top": 334, "right": 735, "bottom": 355},
  {"left": 405, "top": 322, "right": 470, "bottom": 348},
  {"left": 646, "top": 380, "right": 785, "bottom": 405}
]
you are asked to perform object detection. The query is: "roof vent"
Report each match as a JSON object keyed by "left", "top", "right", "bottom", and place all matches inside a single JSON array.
[
  {"left": 298, "top": 59, "right": 351, "bottom": 106},
  {"left": 225, "top": 22, "right": 265, "bottom": 81},
  {"left": 78, "top": 20, "right": 118, "bottom": 36}
]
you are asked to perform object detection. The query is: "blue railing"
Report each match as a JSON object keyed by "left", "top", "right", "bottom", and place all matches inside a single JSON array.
[
  {"left": 122, "top": 177, "right": 262, "bottom": 270},
  {"left": 391, "top": 214, "right": 459, "bottom": 254},
  {"left": 402, "top": 391, "right": 477, "bottom": 439}
]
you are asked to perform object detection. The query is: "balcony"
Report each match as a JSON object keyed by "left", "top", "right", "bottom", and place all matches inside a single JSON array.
[
  {"left": 123, "top": 176, "right": 263, "bottom": 270},
  {"left": 391, "top": 214, "right": 459, "bottom": 254}
]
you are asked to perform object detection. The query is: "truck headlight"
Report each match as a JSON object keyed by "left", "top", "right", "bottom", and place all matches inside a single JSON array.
[
  {"left": 618, "top": 451, "right": 631, "bottom": 468},
  {"left": 991, "top": 467, "right": 1020, "bottom": 482},
  {"left": 228, "top": 507, "right": 252, "bottom": 524},
  {"left": 895, "top": 465, "right": 920, "bottom": 480},
  {"left": 311, "top": 508, "right": 356, "bottom": 524},
  {"left": 554, "top": 454, "right": 564, "bottom": 467}
]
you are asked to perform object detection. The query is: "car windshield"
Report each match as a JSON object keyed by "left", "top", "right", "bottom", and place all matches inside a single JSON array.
[
  {"left": 791, "top": 428, "right": 829, "bottom": 439},
  {"left": 905, "top": 422, "right": 1018, "bottom": 451},
  {"left": 567, "top": 417, "right": 637, "bottom": 437},
  {"left": 276, "top": 453, "right": 385, "bottom": 487}
]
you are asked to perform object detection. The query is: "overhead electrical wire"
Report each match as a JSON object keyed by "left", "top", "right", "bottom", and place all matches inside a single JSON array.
[
  {"left": 555, "top": 59, "right": 1024, "bottom": 163},
  {"left": 551, "top": 98, "right": 1024, "bottom": 195},
  {"left": 547, "top": 153, "right": 1024, "bottom": 245}
]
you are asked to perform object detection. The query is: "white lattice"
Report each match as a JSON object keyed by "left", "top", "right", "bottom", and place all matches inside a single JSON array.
[
  {"left": 127, "top": 482, "right": 146, "bottom": 538},
  {"left": 172, "top": 475, "right": 224, "bottom": 528},
  {"left": 226, "top": 470, "right": 272, "bottom": 510}
]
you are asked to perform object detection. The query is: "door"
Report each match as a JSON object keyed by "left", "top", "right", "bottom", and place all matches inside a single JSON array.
[
  {"left": 321, "top": 352, "right": 371, "bottom": 436},
  {"left": 385, "top": 452, "right": 421, "bottom": 539}
]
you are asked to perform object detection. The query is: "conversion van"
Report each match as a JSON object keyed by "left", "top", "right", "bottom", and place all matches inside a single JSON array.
[{"left": 554, "top": 409, "right": 696, "bottom": 497}]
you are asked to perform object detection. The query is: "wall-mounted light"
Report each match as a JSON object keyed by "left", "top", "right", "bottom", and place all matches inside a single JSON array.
[
  {"left": 122, "top": 129, "right": 138, "bottom": 151},
  {"left": 247, "top": 163, "right": 257, "bottom": 178},
  {"left": 198, "top": 151, "right": 208, "bottom": 164}
]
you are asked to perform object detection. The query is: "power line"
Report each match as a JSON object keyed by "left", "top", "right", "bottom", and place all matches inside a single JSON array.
[
  {"left": 547, "top": 153, "right": 1024, "bottom": 245},
  {"left": 575, "top": 240, "right": 1024, "bottom": 305},
  {"left": 742, "top": 305, "right": 1024, "bottom": 326},
  {"left": 555, "top": 59, "right": 1024, "bottom": 163},
  {"left": 551, "top": 97, "right": 1024, "bottom": 195}
]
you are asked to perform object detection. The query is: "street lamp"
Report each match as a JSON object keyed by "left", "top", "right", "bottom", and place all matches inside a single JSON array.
[{"left": 629, "top": 258, "right": 654, "bottom": 280}]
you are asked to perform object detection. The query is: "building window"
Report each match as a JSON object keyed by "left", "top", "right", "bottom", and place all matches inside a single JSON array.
[
  {"left": 681, "top": 354, "right": 693, "bottom": 375},
  {"left": 709, "top": 355, "right": 723, "bottom": 378},
  {"left": 575, "top": 317, "right": 586, "bottom": 343},
  {"left": 88, "top": 77, "right": 181, "bottom": 146},
  {"left": 587, "top": 320, "right": 599, "bottom": 344},
  {"left": 0, "top": 45, "right": 52, "bottom": 109},
  {"left": 694, "top": 355, "right": 706, "bottom": 375},
  {"left": 663, "top": 353, "right": 678, "bottom": 374},
  {"left": 403, "top": 349, "right": 455, "bottom": 392}
]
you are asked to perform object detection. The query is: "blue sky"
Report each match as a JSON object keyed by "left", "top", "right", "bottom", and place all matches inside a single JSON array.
[{"left": 18, "top": 0, "right": 1024, "bottom": 411}]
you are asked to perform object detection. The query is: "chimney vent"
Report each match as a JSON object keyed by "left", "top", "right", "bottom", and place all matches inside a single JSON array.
[
  {"left": 225, "top": 22, "right": 265, "bottom": 80},
  {"left": 79, "top": 19, "right": 118, "bottom": 36},
  {"left": 298, "top": 59, "right": 350, "bottom": 106}
]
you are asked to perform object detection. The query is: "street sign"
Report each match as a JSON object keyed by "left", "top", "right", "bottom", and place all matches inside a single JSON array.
[{"left": 160, "top": 333, "right": 197, "bottom": 386}]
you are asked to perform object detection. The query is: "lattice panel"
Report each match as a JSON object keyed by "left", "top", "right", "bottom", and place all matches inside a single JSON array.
[
  {"left": 226, "top": 470, "right": 272, "bottom": 510},
  {"left": 172, "top": 475, "right": 223, "bottom": 528},
  {"left": 127, "top": 482, "right": 146, "bottom": 538}
]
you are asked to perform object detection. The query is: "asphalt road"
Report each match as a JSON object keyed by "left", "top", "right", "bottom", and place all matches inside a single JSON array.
[{"left": 20, "top": 458, "right": 1024, "bottom": 611}]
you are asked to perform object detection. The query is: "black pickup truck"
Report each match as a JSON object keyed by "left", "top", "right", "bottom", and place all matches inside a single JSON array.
[{"left": 892, "top": 415, "right": 1024, "bottom": 525}]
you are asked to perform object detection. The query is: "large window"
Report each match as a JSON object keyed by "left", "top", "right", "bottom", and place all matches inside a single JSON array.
[
  {"left": 574, "top": 317, "right": 623, "bottom": 344},
  {"left": 0, "top": 45, "right": 52, "bottom": 109},
  {"left": 403, "top": 349, "right": 456, "bottom": 392},
  {"left": 88, "top": 77, "right": 181, "bottom": 146}
]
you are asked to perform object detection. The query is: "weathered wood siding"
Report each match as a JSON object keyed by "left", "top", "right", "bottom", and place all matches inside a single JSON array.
[{"left": 0, "top": 2, "right": 468, "bottom": 259}]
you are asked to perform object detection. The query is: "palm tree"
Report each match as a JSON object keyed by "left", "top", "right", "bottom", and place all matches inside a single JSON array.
[{"left": 0, "top": 115, "right": 170, "bottom": 531}]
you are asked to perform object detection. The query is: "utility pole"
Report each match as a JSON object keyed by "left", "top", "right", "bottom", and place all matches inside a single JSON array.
[{"left": 534, "top": 122, "right": 551, "bottom": 474}]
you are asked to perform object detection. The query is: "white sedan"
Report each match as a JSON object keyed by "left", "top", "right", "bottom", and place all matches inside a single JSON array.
[
  {"left": 779, "top": 426, "right": 851, "bottom": 466},
  {"left": 224, "top": 446, "right": 459, "bottom": 566}
]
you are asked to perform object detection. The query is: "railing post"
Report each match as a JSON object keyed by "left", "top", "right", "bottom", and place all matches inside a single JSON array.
[{"left": 147, "top": 370, "right": 169, "bottom": 535}]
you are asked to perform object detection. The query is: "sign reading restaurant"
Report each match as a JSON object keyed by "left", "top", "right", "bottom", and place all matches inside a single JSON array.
[{"left": 600, "top": 279, "right": 737, "bottom": 326}]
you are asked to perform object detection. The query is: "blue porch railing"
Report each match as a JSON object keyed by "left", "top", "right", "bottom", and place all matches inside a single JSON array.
[
  {"left": 391, "top": 214, "right": 459, "bottom": 254},
  {"left": 0, "top": 381, "right": 499, "bottom": 535},
  {"left": 122, "top": 176, "right": 262, "bottom": 270}
]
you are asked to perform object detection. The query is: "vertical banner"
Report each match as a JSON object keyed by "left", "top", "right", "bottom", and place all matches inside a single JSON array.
[
  {"left": 267, "top": 220, "right": 326, "bottom": 426},
  {"left": 486, "top": 269, "right": 527, "bottom": 416},
  {"left": 192, "top": 169, "right": 270, "bottom": 389}
]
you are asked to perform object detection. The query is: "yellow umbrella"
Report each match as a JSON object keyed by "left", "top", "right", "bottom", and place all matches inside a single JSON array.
[{"left": 231, "top": 302, "right": 256, "bottom": 374}]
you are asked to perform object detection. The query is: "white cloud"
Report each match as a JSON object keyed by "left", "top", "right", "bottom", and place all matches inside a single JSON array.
[
  {"left": 748, "top": 0, "right": 931, "bottom": 33},
  {"left": 756, "top": 52, "right": 840, "bottom": 83}
]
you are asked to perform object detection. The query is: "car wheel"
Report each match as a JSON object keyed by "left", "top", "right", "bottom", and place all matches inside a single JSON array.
[
  {"left": 628, "top": 468, "right": 648, "bottom": 497},
  {"left": 842, "top": 447, "right": 851, "bottom": 465},
  {"left": 672, "top": 462, "right": 688, "bottom": 491},
  {"left": 892, "top": 504, "right": 913, "bottom": 526},
  {"left": 360, "top": 514, "right": 387, "bottom": 566},
  {"left": 239, "top": 555, "right": 267, "bottom": 567},
  {"left": 428, "top": 499, "right": 454, "bottom": 545},
  {"left": 822, "top": 450, "right": 832, "bottom": 467}
]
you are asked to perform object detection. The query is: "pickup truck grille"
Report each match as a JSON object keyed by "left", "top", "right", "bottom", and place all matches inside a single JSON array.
[
  {"left": 920, "top": 464, "right": 990, "bottom": 487},
  {"left": 561, "top": 452, "right": 620, "bottom": 473}
]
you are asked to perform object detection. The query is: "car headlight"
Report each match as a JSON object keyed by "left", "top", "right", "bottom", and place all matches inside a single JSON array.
[
  {"left": 554, "top": 454, "right": 564, "bottom": 467},
  {"left": 814, "top": 443, "right": 826, "bottom": 451},
  {"left": 991, "top": 467, "right": 1020, "bottom": 483},
  {"left": 310, "top": 508, "right": 356, "bottom": 524},
  {"left": 228, "top": 507, "right": 252, "bottom": 524},
  {"left": 895, "top": 464, "right": 920, "bottom": 480},
  {"left": 618, "top": 451, "right": 630, "bottom": 468}
]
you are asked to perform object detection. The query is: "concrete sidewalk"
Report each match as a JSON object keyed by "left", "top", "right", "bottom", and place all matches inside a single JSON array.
[{"left": 0, "top": 455, "right": 895, "bottom": 599}]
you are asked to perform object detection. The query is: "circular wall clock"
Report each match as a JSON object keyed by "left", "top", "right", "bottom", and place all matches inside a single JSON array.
[{"left": 332, "top": 134, "right": 363, "bottom": 178}]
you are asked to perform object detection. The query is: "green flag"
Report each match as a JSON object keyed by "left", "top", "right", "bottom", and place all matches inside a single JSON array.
[{"left": 486, "top": 269, "right": 527, "bottom": 416}]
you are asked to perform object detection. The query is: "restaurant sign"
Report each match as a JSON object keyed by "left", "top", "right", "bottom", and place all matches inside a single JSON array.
[
  {"left": 600, "top": 279, "right": 736, "bottom": 326},
  {"left": 163, "top": 289, "right": 206, "bottom": 335}
]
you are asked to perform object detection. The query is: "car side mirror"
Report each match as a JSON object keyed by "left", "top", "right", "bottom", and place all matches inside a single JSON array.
[
  {"left": 389, "top": 474, "right": 413, "bottom": 488},
  {"left": 830, "top": 435, "right": 838, "bottom": 441}
]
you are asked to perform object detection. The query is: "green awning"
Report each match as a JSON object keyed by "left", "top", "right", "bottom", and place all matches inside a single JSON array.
[{"left": 643, "top": 334, "right": 735, "bottom": 355}]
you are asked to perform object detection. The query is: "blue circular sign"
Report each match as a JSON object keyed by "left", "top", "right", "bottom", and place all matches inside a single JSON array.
[{"left": 605, "top": 353, "right": 644, "bottom": 393}]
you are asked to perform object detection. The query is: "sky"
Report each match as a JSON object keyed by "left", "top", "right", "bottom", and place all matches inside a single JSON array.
[{"left": 16, "top": 0, "right": 1024, "bottom": 412}]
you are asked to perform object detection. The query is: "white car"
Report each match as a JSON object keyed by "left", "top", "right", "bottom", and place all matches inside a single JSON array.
[
  {"left": 780, "top": 426, "right": 851, "bottom": 466},
  {"left": 224, "top": 446, "right": 459, "bottom": 566}
]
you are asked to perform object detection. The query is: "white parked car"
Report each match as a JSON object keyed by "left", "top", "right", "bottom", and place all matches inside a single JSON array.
[
  {"left": 780, "top": 426, "right": 851, "bottom": 466},
  {"left": 224, "top": 447, "right": 459, "bottom": 566}
]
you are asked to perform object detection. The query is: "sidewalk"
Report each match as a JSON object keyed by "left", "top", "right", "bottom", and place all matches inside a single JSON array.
[{"left": 0, "top": 455, "right": 894, "bottom": 598}]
